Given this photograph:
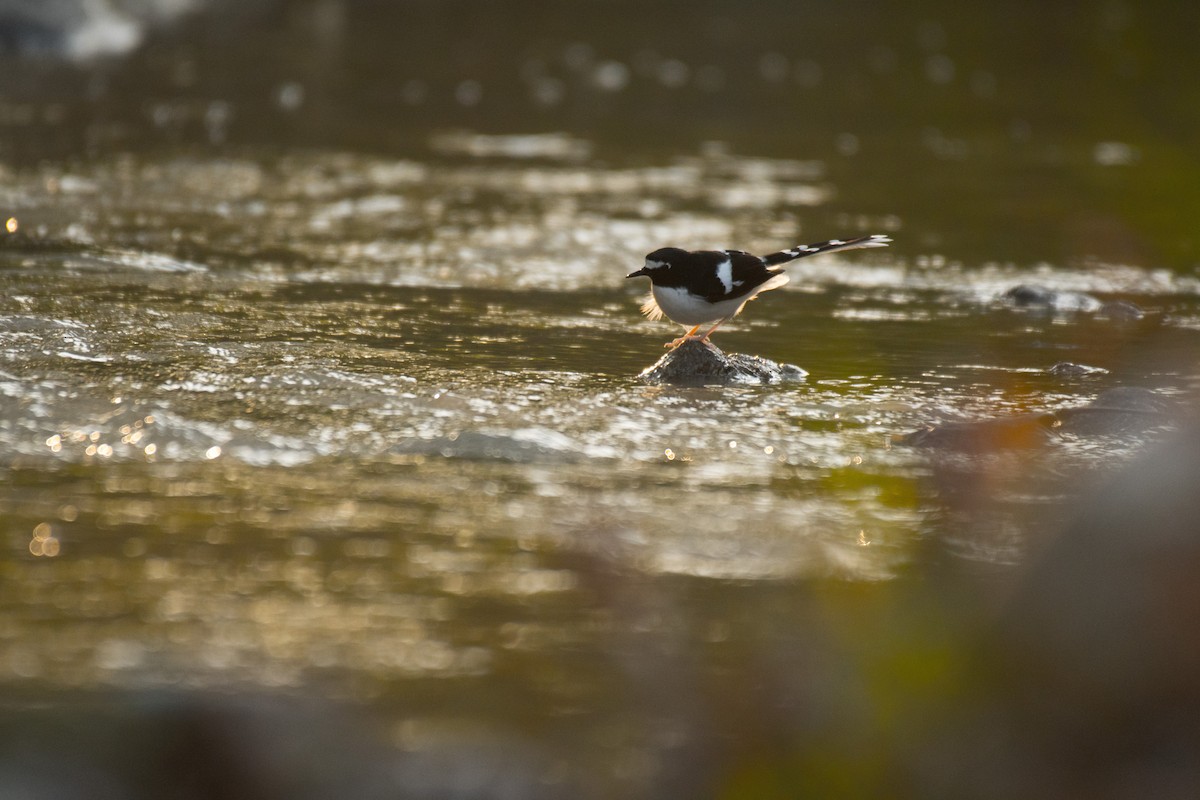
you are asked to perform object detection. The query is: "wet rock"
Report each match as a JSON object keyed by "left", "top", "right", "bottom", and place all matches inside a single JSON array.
[
  {"left": 1001, "top": 285, "right": 1144, "bottom": 319},
  {"left": 1002, "top": 284, "right": 1102, "bottom": 313},
  {"left": 638, "top": 339, "right": 807, "bottom": 386},
  {"left": 1046, "top": 361, "right": 1107, "bottom": 378}
]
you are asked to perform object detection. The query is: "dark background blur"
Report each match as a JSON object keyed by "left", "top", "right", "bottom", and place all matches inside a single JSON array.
[{"left": 3, "top": 0, "right": 1199, "bottom": 268}]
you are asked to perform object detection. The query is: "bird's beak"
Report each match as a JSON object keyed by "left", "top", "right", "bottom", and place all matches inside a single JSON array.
[{"left": 626, "top": 268, "right": 647, "bottom": 279}]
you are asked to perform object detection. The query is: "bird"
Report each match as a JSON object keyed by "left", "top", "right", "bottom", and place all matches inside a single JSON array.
[{"left": 626, "top": 235, "right": 891, "bottom": 348}]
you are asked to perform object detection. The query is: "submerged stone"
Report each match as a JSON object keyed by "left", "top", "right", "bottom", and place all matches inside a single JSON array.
[
  {"left": 1001, "top": 284, "right": 1145, "bottom": 320},
  {"left": 1096, "top": 299, "right": 1146, "bottom": 321},
  {"left": 897, "top": 387, "right": 1176, "bottom": 451},
  {"left": 638, "top": 339, "right": 807, "bottom": 386}
]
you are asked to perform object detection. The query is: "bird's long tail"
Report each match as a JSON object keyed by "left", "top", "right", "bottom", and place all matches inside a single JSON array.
[{"left": 762, "top": 234, "right": 891, "bottom": 267}]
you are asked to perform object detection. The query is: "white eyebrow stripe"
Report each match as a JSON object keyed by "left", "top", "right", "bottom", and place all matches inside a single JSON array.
[
  {"left": 715, "top": 257, "right": 734, "bottom": 294},
  {"left": 645, "top": 259, "right": 669, "bottom": 270}
]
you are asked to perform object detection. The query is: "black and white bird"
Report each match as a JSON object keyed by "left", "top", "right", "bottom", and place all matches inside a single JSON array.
[{"left": 626, "top": 235, "right": 891, "bottom": 347}]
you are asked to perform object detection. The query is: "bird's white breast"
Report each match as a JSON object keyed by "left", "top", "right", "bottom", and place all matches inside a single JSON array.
[{"left": 650, "top": 285, "right": 745, "bottom": 326}]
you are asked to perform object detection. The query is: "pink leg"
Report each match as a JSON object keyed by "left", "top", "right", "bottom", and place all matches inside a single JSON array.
[
  {"left": 666, "top": 324, "right": 703, "bottom": 349},
  {"left": 698, "top": 318, "right": 730, "bottom": 341}
]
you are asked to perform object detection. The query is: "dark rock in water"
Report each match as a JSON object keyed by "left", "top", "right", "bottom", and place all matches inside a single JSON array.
[
  {"left": 897, "top": 387, "right": 1176, "bottom": 450},
  {"left": 1002, "top": 284, "right": 1102, "bottom": 313},
  {"left": 1001, "top": 284, "right": 1145, "bottom": 320},
  {"left": 638, "top": 339, "right": 807, "bottom": 386},
  {"left": 1002, "top": 284, "right": 1057, "bottom": 306},
  {"left": 896, "top": 414, "right": 1059, "bottom": 452},
  {"left": 1047, "top": 361, "right": 1107, "bottom": 378},
  {"left": 1096, "top": 299, "right": 1146, "bottom": 321}
]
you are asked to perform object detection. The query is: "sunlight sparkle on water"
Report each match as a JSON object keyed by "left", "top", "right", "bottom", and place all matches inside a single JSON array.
[{"left": 29, "top": 523, "right": 61, "bottom": 557}]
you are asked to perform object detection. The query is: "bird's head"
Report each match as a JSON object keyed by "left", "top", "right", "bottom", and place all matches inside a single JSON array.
[{"left": 626, "top": 248, "right": 683, "bottom": 281}]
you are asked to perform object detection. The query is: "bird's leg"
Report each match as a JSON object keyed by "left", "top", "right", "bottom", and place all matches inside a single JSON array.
[
  {"left": 666, "top": 325, "right": 703, "bottom": 349},
  {"left": 698, "top": 318, "right": 730, "bottom": 342}
]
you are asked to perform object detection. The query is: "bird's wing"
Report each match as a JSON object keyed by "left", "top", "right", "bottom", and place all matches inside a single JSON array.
[{"left": 694, "top": 250, "right": 776, "bottom": 303}]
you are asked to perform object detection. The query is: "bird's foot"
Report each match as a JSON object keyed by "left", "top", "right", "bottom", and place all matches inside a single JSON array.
[{"left": 665, "top": 334, "right": 704, "bottom": 349}]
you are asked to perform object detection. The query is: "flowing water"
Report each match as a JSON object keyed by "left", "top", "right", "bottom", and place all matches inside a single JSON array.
[{"left": 3, "top": 1, "right": 1200, "bottom": 796}]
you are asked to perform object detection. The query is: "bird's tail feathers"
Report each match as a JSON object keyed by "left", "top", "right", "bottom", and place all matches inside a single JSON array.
[{"left": 763, "top": 234, "right": 891, "bottom": 266}]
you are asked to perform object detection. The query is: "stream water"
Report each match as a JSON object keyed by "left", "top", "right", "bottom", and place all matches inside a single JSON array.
[
  {"left": 3, "top": 1, "right": 1200, "bottom": 796},
  {"left": 3, "top": 142, "right": 1199, "bottom": 795}
]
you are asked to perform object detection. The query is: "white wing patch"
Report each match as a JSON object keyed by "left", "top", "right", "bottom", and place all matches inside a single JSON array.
[{"left": 715, "top": 257, "right": 734, "bottom": 295}]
